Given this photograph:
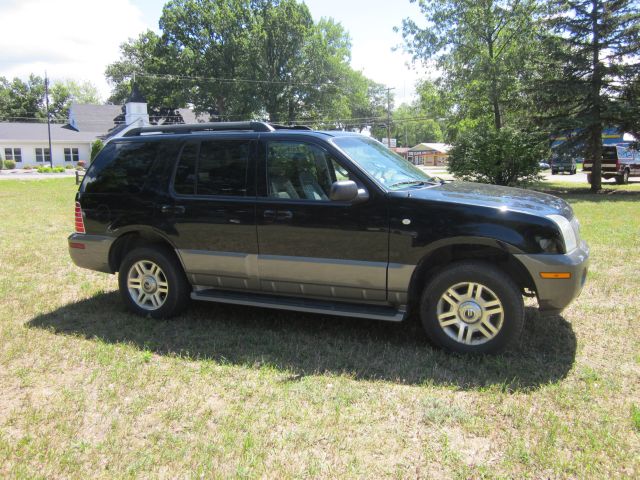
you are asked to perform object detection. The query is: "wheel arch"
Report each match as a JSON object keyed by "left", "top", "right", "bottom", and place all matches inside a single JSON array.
[
  {"left": 108, "top": 227, "right": 183, "bottom": 274},
  {"left": 405, "top": 240, "right": 536, "bottom": 316}
]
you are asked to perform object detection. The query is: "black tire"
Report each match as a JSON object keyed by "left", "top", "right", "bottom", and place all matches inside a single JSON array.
[
  {"left": 118, "top": 246, "right": 190, "bottom": 318},
  {"left": 586, "top": 174, "right": 592, "bottom": 184},
  {"left": 618, "top": 170, "right": 629, "bottom": 185},
  {"left": 419, "top": 261, "right": 524, "bottom": 354},
  {"left": 571, "top": 168, "right": 576, "bottom": 175},
  {"left": 551, "top": 170, "right": 557, "bottom": 175}
]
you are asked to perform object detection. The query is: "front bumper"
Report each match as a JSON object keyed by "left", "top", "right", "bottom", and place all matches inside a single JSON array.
[
  {"left": 68, "top": 233, "right": 114, "bottom": 274},
  {"left": 514, "top": 241, "right": 589, "bottom": 313}
]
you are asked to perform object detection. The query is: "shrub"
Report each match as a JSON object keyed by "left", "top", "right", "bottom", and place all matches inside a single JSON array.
[
  {"left": 90, "top": 140, "right": 104, "bottom": 162},
  {"left": 77, "top": 160, "right": 86, "bottom": 168},
  {"left": 65, "top": 164, "right": 75, "bottom": 170},
  {"left": 53, "top": 166, "right": 65, "bottom": 173},
  {"left": 3, "top": 160, "right": 16, "bottom": 169},
  {"left": 23, "top": 165, "right": 33, "bottom": 170},
  {"left": 448, "top": 126, "right": 548, "bottom": 186},
  {"left": 37, "top": 166, "right": 53, "bottom": 173}
]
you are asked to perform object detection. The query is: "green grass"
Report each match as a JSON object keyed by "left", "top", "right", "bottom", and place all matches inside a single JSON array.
[{"left": 0, "top": 178, "right": 638, "bottom": 478}]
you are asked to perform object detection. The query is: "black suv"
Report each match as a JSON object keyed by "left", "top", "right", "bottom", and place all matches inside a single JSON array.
[{"left": 69, "top": 122, "right": 589, "bottom": 354}]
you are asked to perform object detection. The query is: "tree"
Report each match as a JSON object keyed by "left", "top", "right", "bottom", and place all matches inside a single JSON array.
[
  {"left": 0, "top": 75, "right": 46, "bottom": 120},
  {"left": 448, "top": 126, "right": 548, "bottom": 185},
  {"left": 536, "top": 0, "right": 640, "bottom": 192},
  {"left": 0, "top": 76, "right": 101, "bottom": 121},
  {"left": 105, "top": 0, "right": 386, "bottom": 126},
  {"left": 399, "top": 0, "right": 543, "bottom": 132}
]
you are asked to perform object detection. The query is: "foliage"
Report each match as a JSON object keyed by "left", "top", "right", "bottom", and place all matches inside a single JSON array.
[
  {"left": 3, "top": 159, "right": 16, "bottom": 169},
  {"left": 399, "top": 0, "right": 543, "bottom": 133},
  {"left": 90, "top": 140, "right": 104, "bottom": 162},
  {"left": 36, "top": 166, "right": 65, "bottom": 173},
  {"left": 535, "top": 0, "right": 640, "bottom": 192},
  {"left": 0, "top": 75, "right": 102, "bottom": 121},
  {"left": 448, "top": 125, "right": 547, "bottom": 185},
  {"left": 105, "top": 0, "right": 385, "bottom": 125},
  {"left": 0, "top": 74, "right": 46, "bottom": 120}
]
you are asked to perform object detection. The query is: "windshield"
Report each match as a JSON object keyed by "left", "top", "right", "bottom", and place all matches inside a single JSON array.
[{"left": 332, "top": 136, "right": 438, "bottom": 190}]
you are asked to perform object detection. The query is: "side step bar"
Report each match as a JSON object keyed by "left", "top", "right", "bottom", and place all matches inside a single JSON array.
[{"left": 191, "top": 289, "right": 407, "bottom": 322}]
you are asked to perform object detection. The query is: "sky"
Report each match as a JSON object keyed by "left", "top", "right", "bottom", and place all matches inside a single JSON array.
[{"left": 0, "top": 0, "right": 428, "bottom": 106}]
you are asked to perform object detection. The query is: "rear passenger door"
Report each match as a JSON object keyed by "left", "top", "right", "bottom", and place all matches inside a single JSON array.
[
  {"left": 255, "top": 139, "right": 389, "bottom": 302},
  {"left": 162, "top": 136, "right": 259, "bottom": 290}
]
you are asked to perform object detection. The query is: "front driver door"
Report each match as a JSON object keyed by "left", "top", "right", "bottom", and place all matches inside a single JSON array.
[{"left": 255, "top": 139, "right": 389, "bottom": 302}]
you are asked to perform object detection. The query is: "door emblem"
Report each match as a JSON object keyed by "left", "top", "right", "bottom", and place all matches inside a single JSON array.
[{"left": 402, "top": 218, "right": 411, "bottom": 225}]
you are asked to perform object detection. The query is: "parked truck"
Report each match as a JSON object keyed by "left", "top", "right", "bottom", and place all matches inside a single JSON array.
[{"left": 584, "top": 144, "right": 640, "bottom": 185}]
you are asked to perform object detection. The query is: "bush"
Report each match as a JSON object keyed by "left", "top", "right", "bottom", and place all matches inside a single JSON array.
[
  {"left": 64, "top": 164, "right": 75, "bottom": 169},
  {"left": 53, "top": 166, "right": 65, "bottom": 173},
  {"left": 23, "top": 165, "right": 33, "bottom": 170},
  {"left": 77, "top": 160, "right": 86, "bottom": 168},
  {"left": 448, "top": 126, "right": 548, "bottom": 186},
  {"left": 90, "top": 140, "right": 104, "bottom": 162},
  {"left": 3, "top": 160, "right": 16, "bottom": 169},
  {"left": 37, "top": 166, "right": 53, "bottom": 173}
]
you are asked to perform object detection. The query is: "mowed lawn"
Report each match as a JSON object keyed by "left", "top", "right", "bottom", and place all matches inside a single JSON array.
[{"left": 0, "top": 178, "right": 638, "bottom": 479}]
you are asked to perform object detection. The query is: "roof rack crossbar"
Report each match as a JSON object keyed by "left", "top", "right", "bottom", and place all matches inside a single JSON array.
[{"left": 123, "top": 121, "right": 276, "bottom": 137}]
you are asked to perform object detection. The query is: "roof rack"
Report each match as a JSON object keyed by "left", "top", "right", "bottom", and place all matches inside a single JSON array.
[
  {"left": 123, "top": 121, "right": 276, "bottom": 137},
  {"left": 122, "top": 121, "right": 314, "bottom": 137},
  {"left": 271, "top": 124, "right": 312, "bottom": 131}
]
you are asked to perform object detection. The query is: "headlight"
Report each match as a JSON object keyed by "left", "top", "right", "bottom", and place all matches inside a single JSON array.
[
  {"left": 547, "top": 214, "right": 578, "bottom": 252},
  {"left": 535, "top": 235, "right": 562, "bottom": 253}
]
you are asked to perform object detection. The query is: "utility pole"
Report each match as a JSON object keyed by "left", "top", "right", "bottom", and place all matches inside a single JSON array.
[
  {"left": 386, "top": 87, "right": 394, "bottom": 148},
  {"left": 45, "top": 72, "right": 53, "bottom": 168}
]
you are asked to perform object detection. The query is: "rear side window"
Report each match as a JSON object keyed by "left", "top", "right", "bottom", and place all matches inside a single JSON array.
[
  {"left": 83, "top": 141, "right": 160, "bottom": 194},
  {"left": 172, "top": 140, "right": 250, "bottom": 196}
]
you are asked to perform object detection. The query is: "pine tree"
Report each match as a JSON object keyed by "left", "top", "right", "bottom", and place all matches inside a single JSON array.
[{"left": 538, "top": 0, "right": 640, "bottom": 192}]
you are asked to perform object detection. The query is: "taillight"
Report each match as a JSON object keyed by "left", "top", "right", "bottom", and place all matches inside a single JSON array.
[{"left": 75, "top": 201, "right": 86, "bottom": 233}]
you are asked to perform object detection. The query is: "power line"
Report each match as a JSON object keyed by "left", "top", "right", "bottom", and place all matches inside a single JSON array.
[{"left": 127, "top": 72, "right": 340, "bottom": 89}]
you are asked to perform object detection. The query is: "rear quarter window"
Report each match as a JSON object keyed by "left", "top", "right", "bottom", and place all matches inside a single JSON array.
[{"left": 82, "top": 141, "right": 161, "bottom": 194}]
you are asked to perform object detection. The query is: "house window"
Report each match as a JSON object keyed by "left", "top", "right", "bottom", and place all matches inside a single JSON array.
[
  {"left": 64, "top": 148, "right": 79, "bottom": 162},
  {"left": 4, "top": 148, "right": 22, "bottom": 162},
  {"left": 35, "top": 148, "right": 51, "bottom": 163}
]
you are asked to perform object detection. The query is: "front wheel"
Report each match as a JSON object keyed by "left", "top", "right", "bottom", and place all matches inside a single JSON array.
[
  {"left": 420, "top": 262, "right": 524, "bottom": 354},
  {"left": 118, "top": 246, "right": 190, "bottom": 318}
]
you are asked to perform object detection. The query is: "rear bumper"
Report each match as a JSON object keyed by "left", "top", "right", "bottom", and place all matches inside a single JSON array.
[
  {"left": 68, "top": 233, "right": 114, "bottom": 273},
  {"left": 515, "top": 241, "right": 589, "bottom": 313}
]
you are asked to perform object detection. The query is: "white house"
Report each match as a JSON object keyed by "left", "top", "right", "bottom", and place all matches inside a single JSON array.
[
  {"left": 0, "top": 123, "right": 97, "bottom": 166},
  {"left": 1, "top": 86, "right": 206, "bottom": 168}
]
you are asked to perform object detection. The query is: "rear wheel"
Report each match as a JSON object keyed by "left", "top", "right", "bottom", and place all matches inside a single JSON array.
[
  {"left": 587, "top": 174, "right": 592, "bottom": 184},
  {"left": 118, "top": 246, "right": 190, "bottom": 318},
  {"left": 420, "top": 262, "right": 524, "bottom": 354},
  {"left": 616, "top": 170, "right": 629, "bottom": 185}
]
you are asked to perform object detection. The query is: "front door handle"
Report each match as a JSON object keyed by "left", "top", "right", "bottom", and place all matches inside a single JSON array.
[
  {"left": 276, "top": 210, "right": 293, "bottom": 220},
  {"left": 263, "top": 209, "right": 276, "bottom": 219},
  {"left": 160, "top": 205, "right": 185, "bottom": 215}
]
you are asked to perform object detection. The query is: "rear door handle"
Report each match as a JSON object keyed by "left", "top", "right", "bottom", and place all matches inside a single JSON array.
[
  {"left": 160, "top": 205, "right": 185, "bottom": 215},
  {"left": 263, "top": 209, "right": 276, "bottom": 219}
]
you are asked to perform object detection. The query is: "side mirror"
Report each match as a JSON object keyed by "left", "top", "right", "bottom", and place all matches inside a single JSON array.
[{"left": 330, "top": 180, "right": 359, "bottom": 202}]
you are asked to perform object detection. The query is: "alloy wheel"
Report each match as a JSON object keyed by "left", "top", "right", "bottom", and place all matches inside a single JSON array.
[{"left": 436, "top": 282, "right": 504, "bottom": 345}]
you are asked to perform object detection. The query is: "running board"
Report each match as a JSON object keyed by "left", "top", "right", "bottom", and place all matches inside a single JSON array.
[{"left": 191, "top": 289, "right": 406, "bottom": 322}]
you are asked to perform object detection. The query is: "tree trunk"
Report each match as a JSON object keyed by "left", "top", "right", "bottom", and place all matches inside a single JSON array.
[
  {"left": 487, "top": 36, "right": 502, "bottom": 131},
  {"left": 589, "top": 0, "right": 602, "bottom": 192}
]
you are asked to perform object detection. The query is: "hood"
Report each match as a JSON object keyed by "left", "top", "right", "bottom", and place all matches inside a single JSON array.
[{"left": 390, "top": 181, "right": 573, "bottom": 219}]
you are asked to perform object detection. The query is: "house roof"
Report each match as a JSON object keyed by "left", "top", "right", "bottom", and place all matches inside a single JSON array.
[
  {"left": 0, "top": 122, "right": 99, "bottom": 142},
  {"left": 69, "top": 103, "right": 209, "bottom": 136},
  {"left": 69, "top": 103, "right": 124, "bottom": 133},
  {"left": 409, "top": 142, "right": 451, "bottom": 154}
]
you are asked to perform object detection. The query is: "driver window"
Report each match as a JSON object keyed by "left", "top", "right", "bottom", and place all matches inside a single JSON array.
[{"left": 267, "top": 142, "right": 343, "bottom": 201}]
